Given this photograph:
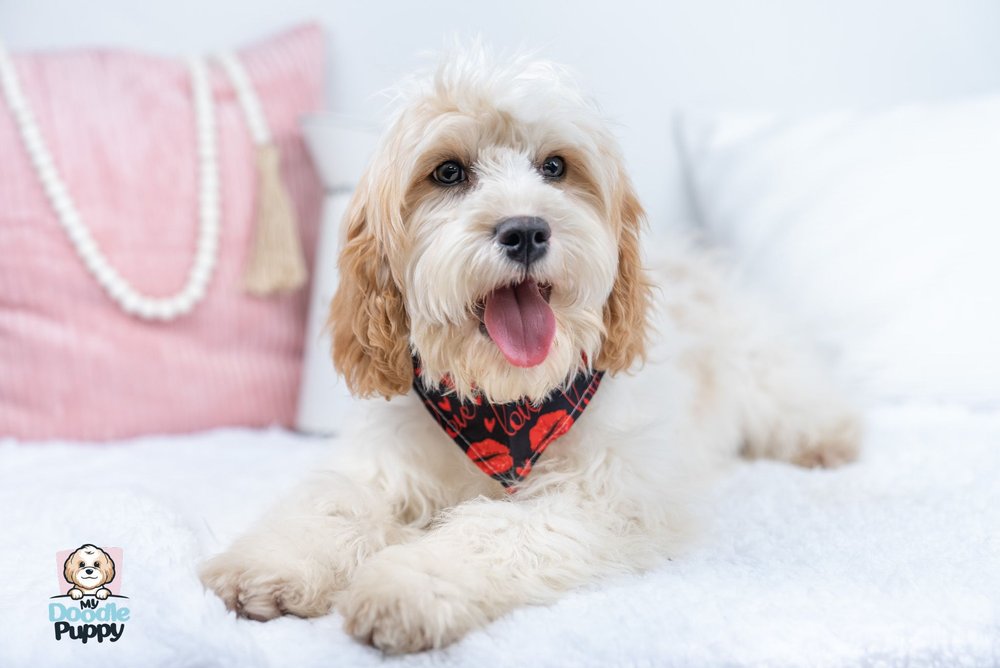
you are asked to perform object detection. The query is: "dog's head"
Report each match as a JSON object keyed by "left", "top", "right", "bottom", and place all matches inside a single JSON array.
[
  {"left": 64, "top": 544, "right": 115, "bottom": 591},
  {"left": 330, "top": 49, "right": 651, "bottom": 403}
]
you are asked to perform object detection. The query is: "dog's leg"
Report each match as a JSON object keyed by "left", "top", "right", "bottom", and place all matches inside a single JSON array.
[
  {"left": 337, "top": 440, "right": 696, "bottom": 653},
  {"left": 199, "top": 399, "right": 497, "bottom": 621},
  {"left": 659, "top": 251, "right": 861, "bottom": 469},
  {"left": 680, "top": 313, "right": 861, "bottom": 469},
  {"left": 199, "top": 472, "right": 416, "bottom": 621},
  {"left": 732, "top": 333, "right": 862, "bottom": 468}
]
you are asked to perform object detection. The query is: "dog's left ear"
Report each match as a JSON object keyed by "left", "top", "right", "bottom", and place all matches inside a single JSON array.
[
  {"left": 101, "top": 550, "right": 116, "bottom": 584},
  {"left": 594, "top": 162, "right": 652, "bottom": 374}
]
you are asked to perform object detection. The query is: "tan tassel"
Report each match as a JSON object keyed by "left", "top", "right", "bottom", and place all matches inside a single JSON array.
[{"left": 243, "top": 144, "right": 307, "bottom": 296}]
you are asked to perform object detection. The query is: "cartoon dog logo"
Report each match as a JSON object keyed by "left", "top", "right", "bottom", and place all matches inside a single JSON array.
[{"left": 63, "top": 544, "right": 115, "bottom": 600}]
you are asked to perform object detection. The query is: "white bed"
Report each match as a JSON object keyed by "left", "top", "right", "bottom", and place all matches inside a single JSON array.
[
  {"left": 2, "top": 404, "right": 998, "bottom": 667},
  {"left": 4, "top": 4, "right": 1000, "bottom": 665}
]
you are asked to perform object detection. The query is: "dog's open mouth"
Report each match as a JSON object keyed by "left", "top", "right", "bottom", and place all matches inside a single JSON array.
[{"left": 475, "top": 279, "right": 555, "bottom": 368}]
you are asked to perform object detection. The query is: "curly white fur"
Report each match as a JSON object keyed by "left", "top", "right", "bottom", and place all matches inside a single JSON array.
[{"left": 200, "top": 47, "right": 860, "bottom": 653}]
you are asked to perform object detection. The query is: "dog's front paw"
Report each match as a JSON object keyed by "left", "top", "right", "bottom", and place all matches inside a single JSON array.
[
  {"left": 199, "top": 549, "right": 338, "bottom": 621},
  {"left": 338, "top": 545, "right": 489, "bottom": 653},
  {"left": 95, "top": 588, "right": 110, "bottom": 600},
  {"left": 68, "top": 588, "right": 82, "bottom": 600}
]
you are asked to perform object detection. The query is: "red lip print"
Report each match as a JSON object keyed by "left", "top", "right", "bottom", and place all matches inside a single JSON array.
[
  {"left": 412, "top": 354, "right": 604, "bottom": 488},
  {"left": 528, "top": 410, "right": 572, "bottom": 451},
  {"left": 466, "top": 439, "right": 514, "bottom": 475}
]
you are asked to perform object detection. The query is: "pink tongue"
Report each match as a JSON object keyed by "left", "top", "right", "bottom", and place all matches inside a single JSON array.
[{"left": 483, "top": 280, "right": 556, "bottom": 368}]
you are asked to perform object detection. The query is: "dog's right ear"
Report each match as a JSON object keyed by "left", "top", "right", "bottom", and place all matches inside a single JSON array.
[
  {"left": 329, "top": 167, "right": 413, "bottom": 398},
  {"left": 63, "top": 551, "right": 76, "bottom": 584}
]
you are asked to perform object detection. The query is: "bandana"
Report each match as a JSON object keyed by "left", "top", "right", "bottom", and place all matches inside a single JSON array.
[{"left": 413, "top": 358, "right": 603, "bottom": 488}]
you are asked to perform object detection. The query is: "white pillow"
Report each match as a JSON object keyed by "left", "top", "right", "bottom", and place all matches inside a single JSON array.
[
  {"left": 295, "top": 115, "right": 379, "bottom": 434},
  {"left": 677, "top": 96, "right": 1000, "bottom": 408}
]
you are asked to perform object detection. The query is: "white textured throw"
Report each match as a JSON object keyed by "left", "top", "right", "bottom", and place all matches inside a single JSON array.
[{"left": 1, "top": 405, "right": 997, "bottom": 667}]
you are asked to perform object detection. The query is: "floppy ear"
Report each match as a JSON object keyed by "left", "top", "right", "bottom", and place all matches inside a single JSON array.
[
  {"left": 328, "top": 169, "right": 412, "bottom": 398},
  {"left": 594, "top": 165, "right": 653, "bottom": 374},
  {"left": 101, "top": 550, "right": 116, "bottom": 584},
  {"left": 63, "top": 552, "right": 77, "bottom": 584}
]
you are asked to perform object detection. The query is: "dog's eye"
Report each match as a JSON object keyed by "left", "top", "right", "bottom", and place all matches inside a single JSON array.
[
  {"left": 432, "top": 161, "right": 466, "bottom": 186},
  {"left": 540, "top": 156, "right": 566, "bottom": 179},
  {"left": 94, "top": 561, "right": 100, "bottom": 567}
]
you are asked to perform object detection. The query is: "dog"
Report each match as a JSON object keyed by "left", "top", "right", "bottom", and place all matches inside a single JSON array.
[
  {"left": 200, "top": 49, "right": 859, "bottom": 653},
  {"left": 64, "top": 544, "right": 115, "bottom": 600}
]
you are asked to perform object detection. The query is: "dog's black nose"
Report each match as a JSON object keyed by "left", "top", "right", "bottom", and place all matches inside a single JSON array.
[
  {"left": 495, "top": 217, "right": 550, "bottom": 267},
  {"left": 85, "top": 568, "right": 94, "bottom": 575}
]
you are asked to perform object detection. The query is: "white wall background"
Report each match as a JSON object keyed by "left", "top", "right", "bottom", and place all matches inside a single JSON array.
[{"left": 4, "top": 0, "right": 1000, "bottom": 228}]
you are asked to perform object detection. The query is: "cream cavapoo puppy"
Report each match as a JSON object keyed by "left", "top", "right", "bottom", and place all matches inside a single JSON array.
[
  {"left": 201, "top": 49, "right": 859, "bottom": 653},
  {"left": 64, "top": 544, "right": 115, "bottom": 600}
]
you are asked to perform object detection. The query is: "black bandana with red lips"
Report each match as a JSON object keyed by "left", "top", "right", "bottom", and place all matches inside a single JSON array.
[{"left": 413, "top": 358, "right": 603, "bottom": 488}]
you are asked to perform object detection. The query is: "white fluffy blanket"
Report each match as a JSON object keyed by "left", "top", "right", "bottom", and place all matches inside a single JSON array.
[{"left": 2, "top": 405, "right": 998, "bottom": 667}]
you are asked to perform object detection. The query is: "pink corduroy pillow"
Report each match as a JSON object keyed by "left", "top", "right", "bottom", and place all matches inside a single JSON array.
[{"left": 0, "top": 25, "right": 324, "bottom": 440}]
